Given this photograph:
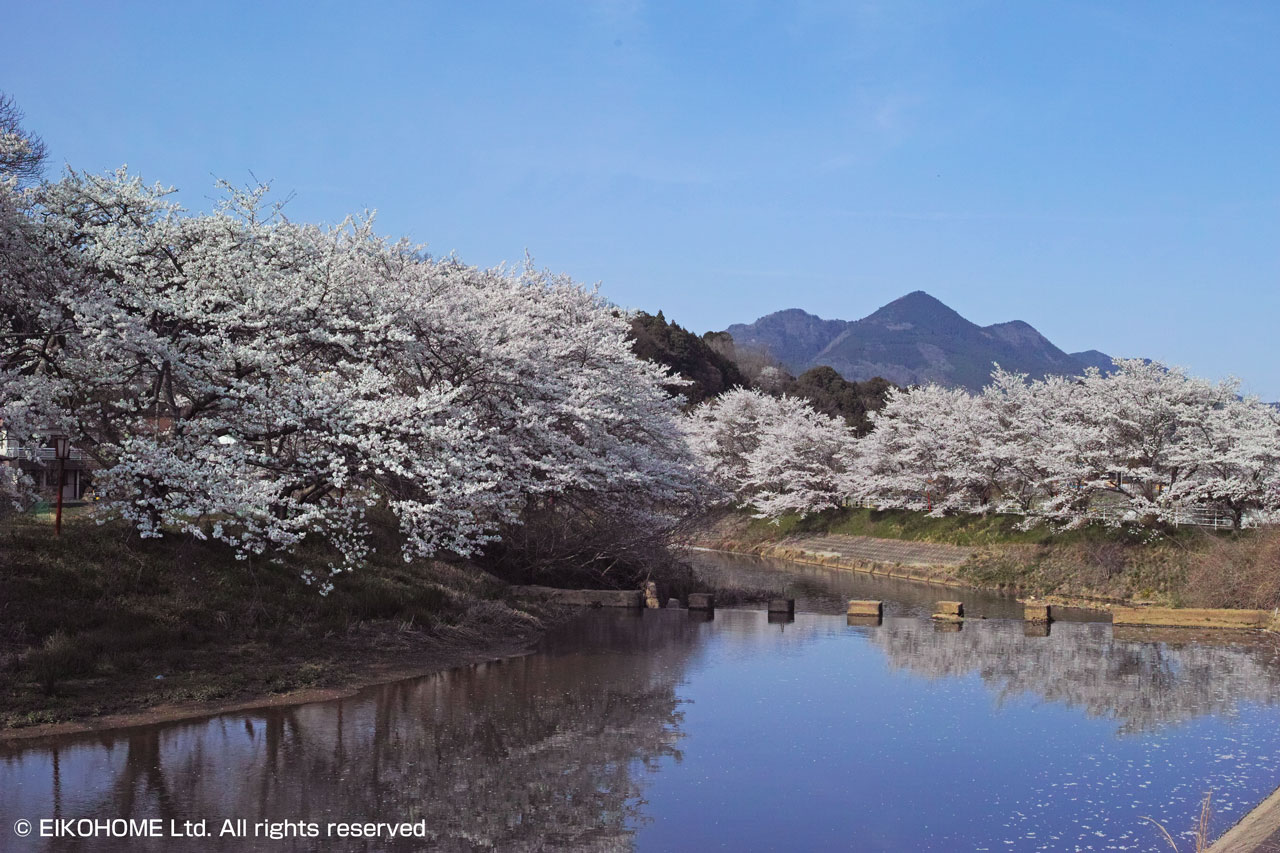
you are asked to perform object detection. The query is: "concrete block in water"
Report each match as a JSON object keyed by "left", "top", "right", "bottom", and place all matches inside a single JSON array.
[
  {"left": 1111, "top": 606, "right": 1270, "bottom": 630},
  {"left": 688, "top": 593, "right": 715, "bottom": 611},
  {"left": 666, "top": 598, "right": 681, "bottom": 609},
  {"left": 847, "top": 600, "right": 883, "bottom": 618},
  {"left": 934, "top": 620, "right": 963, "bottom": 632},
  {"left": 846, "top": 614, "right": 882, "bottom": 627},
  {"left": 1024, "top": 602, "right": 1052, "bottom": 623},
  {"left": 768, "top": 598, "right": 795, "bottom": 615},
  {"left": 933, "top": 601, "right": 964, "bottom": 621}
]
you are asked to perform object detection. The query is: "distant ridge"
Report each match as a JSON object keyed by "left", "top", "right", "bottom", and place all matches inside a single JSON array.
[
  {"left": 722, "top": 308, "right": 848, "bottom": 369},
  {"left": 1069, "top": 350, "right": 1118, "bottom": 374},
  {"left": 724, "top": 291, "right": 1116, "bottom": 392}
]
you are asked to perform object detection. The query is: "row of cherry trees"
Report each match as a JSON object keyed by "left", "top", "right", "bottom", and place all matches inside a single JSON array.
[
  {"left": 1, "top": 155, "right": 707, "bottom": 586},
  {"left": 5, "top": 125, "right": 1276, "bottom": 580},
  {"left": 687, "top": 362, "right": 1280, "bottom": 529}
]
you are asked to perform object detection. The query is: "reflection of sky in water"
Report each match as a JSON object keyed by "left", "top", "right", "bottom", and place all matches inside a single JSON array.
[
  {"left": 631, "top": 610, "right": 1280, "bottom": 851},
  {"left": 4, "top": 553, "right": 1280, "bottom": 852}
]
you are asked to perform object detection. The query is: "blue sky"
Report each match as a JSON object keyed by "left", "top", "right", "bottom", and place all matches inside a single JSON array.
[{"left": 5, "top": 1, "right": 1279, "bottom": 396}]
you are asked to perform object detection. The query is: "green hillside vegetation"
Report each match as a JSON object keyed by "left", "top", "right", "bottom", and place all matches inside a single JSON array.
[
  {"left": 629, "top": 311, "right": 749, "bottom": 405},
  {"left": 789, "top": 367, "right": 892, "bottom": 435},
  {"left": 634, "top": 311, "right": 895, "bottom": 429},
  {"left": 628, "top": 311, "right": 892, "bottom": 429}
]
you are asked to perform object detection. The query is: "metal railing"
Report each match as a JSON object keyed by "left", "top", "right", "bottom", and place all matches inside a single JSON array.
[{"left": 1, "top": 440, "right": 91, "bottom": 463}]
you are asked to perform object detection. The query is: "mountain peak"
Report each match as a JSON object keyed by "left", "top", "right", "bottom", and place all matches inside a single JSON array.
[
  {"left": 862, "top": 290, "right": 969, "bottom": 332},
  {"left": 721, "top": 291, "right": 1115, "bottom": 392},
  {"left": 886, "top": 290, "right": 945, "bottom": 309}
]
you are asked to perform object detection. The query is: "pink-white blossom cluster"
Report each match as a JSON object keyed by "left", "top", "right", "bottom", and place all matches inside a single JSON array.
[
  {"left": 0, "top": 167, "right": 705, "bottom": 585},
  {"left": 858, "top": 361, "right": 1280, "bottom": 528},
  {"left": 689, "top": 362, "right": 1280, "bottom": 530},
  {"left": 684, "top": 388, "right": 858, "bottom": 519}
]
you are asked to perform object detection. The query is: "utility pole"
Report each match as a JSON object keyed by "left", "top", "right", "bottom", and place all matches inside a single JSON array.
[{"left": 53, "top": 435, "right": 70, "bottom": 536}]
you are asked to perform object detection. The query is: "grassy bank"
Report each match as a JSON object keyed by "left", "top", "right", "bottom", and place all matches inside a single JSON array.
[
  {"left": 697, "top": 507, "right": 1280, "bottom": 610},
  {"left": 0, "top": 509, "right": 557, "bottom": 733}
]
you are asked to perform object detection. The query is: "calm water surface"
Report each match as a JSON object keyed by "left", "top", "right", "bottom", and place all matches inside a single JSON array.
[{"left": 4, "top": 551, "right": 1280, "bottom": 851}]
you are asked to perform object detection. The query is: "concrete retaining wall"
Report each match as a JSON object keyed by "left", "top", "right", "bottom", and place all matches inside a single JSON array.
[{"left": 1112, "top": 606, "right": 1278, "bottom": 630}]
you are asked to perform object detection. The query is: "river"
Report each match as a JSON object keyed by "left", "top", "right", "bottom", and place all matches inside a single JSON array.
[{"left": 4, "top": 550, "right": 1280, "bottom": 851}]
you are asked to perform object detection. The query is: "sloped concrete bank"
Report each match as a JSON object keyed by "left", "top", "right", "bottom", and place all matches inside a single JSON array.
[
  {"left": 716, "top": 536, "right": 975, "bottom": 588},
  {"left": 1208, "top": 784, "right": 1280, "bottom": 852},
  {"left": 691, "top": 521, "right": 1280, "bottom": 628}
]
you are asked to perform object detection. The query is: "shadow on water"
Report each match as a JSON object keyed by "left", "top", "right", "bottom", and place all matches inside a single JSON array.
[{"left": 4, "top": 554, "right": 1280, "bottom": 851}]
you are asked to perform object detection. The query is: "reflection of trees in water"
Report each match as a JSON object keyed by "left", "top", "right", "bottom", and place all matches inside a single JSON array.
[
  {"left": 11, "top": 598, "right": 1280, "bottom": 853},
  {"left": 687, "top": 550, "right": 1027, "bottom": 618},
  {"left": 0, "top": 613, "right": 702, "bottom": 852},
  {"left": 873, "top": 618, "right": 1280, "bottom": 734}
]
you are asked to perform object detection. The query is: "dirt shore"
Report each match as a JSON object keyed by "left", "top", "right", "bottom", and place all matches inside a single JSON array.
[
  {"left": 0, "top": 513, "right": 583, "bottom": 738},
  {"left": 0, "top": 630, "right": 547, "bottom": 746}
]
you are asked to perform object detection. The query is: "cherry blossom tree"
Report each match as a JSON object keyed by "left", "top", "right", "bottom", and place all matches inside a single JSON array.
[
  {"left": 684, "top": 388, "right": 776, "bottom": 499},
  {"left": 0, "top": 93, "right": 47, "bottom": 184},
  {"left": 977, "top": 368, "right": 1067, "bottom": 513},
  {"left": 741, "top": 394, "right": 858, "bottom": 518},
  {"left": 1167, "top": 394, "right": 1280, "bottom": 529},
  {"left": 9, "top": 140, "right": 1280, "bottom": 551},
  {"left": 685, "top": 388, "right": 856, "bottom": 518},
  {"left": 2, "top": 166, "right": 705, "bottom": 585},
  {"left": 0, "top": 128, "right": 69, "bottom": 516},
  {"left": 854, "top": 360, "right": 1279, "bottom": 528},
  {"left": 745, "top": 357, "right": 1280, "bottom": 529},
  {"left": 854, "top": 383, "right": 1005, "bottom": 515},
  {"left": 1016, "top": 360, "right": 1234, "bottom": 525}
]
